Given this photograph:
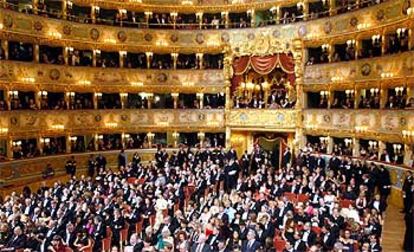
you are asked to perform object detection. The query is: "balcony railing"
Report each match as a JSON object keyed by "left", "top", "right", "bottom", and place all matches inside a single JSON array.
[
  {"left": 0, "top": 109, "right": 225, "bottom": 137},
  {"left": 303, "top": 109, "right": 413, "bottom": 142},
  {"left": 0, "top": 61, "right": 225, "bottom": 93},
  {"left": 0, "top": 0, "right": 407, "bottom": 51},
  {"left": 304, "top": 51, "right": 414, "bottom": 85}
]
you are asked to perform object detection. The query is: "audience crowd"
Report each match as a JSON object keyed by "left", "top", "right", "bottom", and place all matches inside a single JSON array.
[{"left": 0, "top": 142, "right": 408, "bottom": 252}]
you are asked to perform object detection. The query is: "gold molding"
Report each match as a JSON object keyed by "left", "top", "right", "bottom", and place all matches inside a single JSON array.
[{"left": 0, "top": 61, "right": 225, "bottom": 93}]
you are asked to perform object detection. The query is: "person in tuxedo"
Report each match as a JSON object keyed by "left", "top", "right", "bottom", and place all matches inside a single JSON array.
[
  {"left": 321, "top": 225, "right": 337, "bottom": 251},
  {"left": 191, "top": 234, "right": 211, "bottom": 252},
  {"left": 93, "top": 216, "right": 106, "bottom": 251},
  {"left": 60, "top": 223, "right": 76, "bottom": 249},
  {"left": 301, "top": 222, "right": 317, "bottom": 247},
  {"left": 87, "top": 154, "right": 97, "bottom": 178},
  {"left": 369, "top": 235, "right": 382, "bottom": 252},
  {"left": 96, "top": 154, "right": 107, "bottom": 170},
  {"left": 118, "top": 149, "right": 128, "bottom": 168},
  {"left": 1, "top": 227, "right": 26, "bottom": 251},
  {"left": 241, "top": 229, "right": 261, "bottom": 252},
  {"left": 65, "top": 156, "right": 77, "bottom": 177},
  {"left": 402, "top": 171, "right": 414, "bottom": 213},
  {"left": 282, "top": 147, "right": 292, "bottom": 168},
  {"left": 292, "top": 231, "right": 306, "bottom": 251}
]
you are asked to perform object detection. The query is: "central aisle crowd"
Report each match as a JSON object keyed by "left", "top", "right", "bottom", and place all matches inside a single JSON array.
[{"left": 0, "top": 145, "right": 396, "bottom": 252}]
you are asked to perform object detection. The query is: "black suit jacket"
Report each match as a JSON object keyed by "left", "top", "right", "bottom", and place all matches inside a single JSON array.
[
  {"left": 241, "top": 240, "right": 261, "bottom": 252},
  {"left": 6, "top": 235, "right": 26, "bottom": 249}
]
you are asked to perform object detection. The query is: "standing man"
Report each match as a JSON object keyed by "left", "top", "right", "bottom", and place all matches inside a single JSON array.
[{"left": 65, "top": 156, "right": 77, "bottom": 177}]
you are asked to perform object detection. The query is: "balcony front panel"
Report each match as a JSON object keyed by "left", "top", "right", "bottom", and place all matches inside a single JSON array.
[
  {"left": 0, "top": 0, "right": 407, "bottom": 52},
  {"left": 303, "top": 109, "right": 413, "bottom": 142},
  {"left": 71, "top": 0, "right": 292, "bottom": 12},
  {"left": 0, "top": 109, "right": 225, "bottom": 137},
  {"left": 304, "top": 51, "right": 414, "bottom": 87},
  {"left": 226, "top": 109, "right": 299, "bottom": 131},
  {"left": 0, "top": 61, "right": 224, "bottom": 92}
]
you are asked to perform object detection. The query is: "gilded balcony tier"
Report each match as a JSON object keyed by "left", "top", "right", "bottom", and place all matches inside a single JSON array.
[
  {"left": 303, "top": 109, "right": 414, "bottom": 143},
  {"left": 226, "top": 109, "right": 299, "bottom": 131},
  {"left": 0, "top": 109, "right": 225, "bottom": 138},
  {"left": 0, "top": 0, "right": 408, "bottom": 53},
  {"left": 70, "top": 0, "right": 300, "bottom": 13},
  {"left": 0, "top": 61, "right": 224, "bottom": 93},
  {"left": 304, "top": 51, "right": 414, "bottom": 88}
]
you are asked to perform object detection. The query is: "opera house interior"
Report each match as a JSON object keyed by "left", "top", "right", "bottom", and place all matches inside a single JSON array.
[{"left": 0, "top": 0, "right": 413, "bottom": 251}]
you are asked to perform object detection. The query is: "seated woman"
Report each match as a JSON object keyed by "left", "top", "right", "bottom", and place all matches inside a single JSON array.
[
  {"left": 73, "top": 230, "right": 92, "bottom": 252},
  {"left": 48, "top": 235, "right": 69, "bottom": 252}
]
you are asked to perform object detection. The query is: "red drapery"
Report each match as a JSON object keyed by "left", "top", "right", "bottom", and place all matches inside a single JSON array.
[{"left": 232, "top": 53, "right": 295, "bottom": 91}]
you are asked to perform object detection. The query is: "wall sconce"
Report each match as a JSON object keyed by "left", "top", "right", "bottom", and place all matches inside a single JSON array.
[
  {"left": 129, "top": 0, "right": 142, "bottom": 3},
  {"left": 51, "top": 124, "right": 64, "bottom": 130},
  {"left": 139, "top": 92, "right": 149, "bottom": 98},
  {"left": 296, "top": 2, "right": 304, "bottom": 9},
  {"left": 197, "top": 132, "right": 205, "bottom": 140},
  {"left": 69, "top": 136, "right": 77, "bottom": 142},
  {"left": 66, "top": 0, "right": 73, "bottom": 9},
  {"left": 145, "top": 52, "right": 153, "bottom": 59},
  {"left": 196, "top": 93, "right": 204, "bottom": 99},
  {"left": 122, "top": 133, "right": 130, "bottom": 140},
  {"left": 331, "top": 76, "right": 344, "bottom": 82},
  {"left": 105, "top": 122, "right": 118, "bottom": 128},
  {"left": 78, "top": 80, "right": 91, "bottom": 85},
  {"left": 147, "top": 132, "right": 155, "bottom": 141},
  {"left": 321, "top": 44, "right": 330, "bottom": 51},
  {"left": 67, "top": 92, "right": 75, "bottom": 98},
  {"left": 154, "top": 95, "right": 160, "bottom": 103},
  {"left": 221, "top": 11, "right": 228, "bottom": 18},
  {"left": 370, "top": 88, "right": 380, "bottom": 96},
  {"left": 170, "top": 12, "right": 178, "bottom": 19},
  {"left": 0, "top": 23, "right": 3, "bottom": 30},
  {"left": 368, "top": 140, "right": 377, "bottom": 149},
  {"left": 270, "top": 6, "right": 277, "bottom": 13},
  {"left": 196, "top": 53, "right": 203, "bottom": 60},
  {"left": 66, "top": 47, "right": 74, "bottom": 53},
  {"left": 371, "top": 34, "right": 381, "bottom": 43},
  {"left": 172, "top": 132, "right": 180, "bottom": 139},
  {"left": 182, "top": 82, "right": 194, "bottom": 86},
  {"left": 9, "top": 90, "right": 18, "bottom": 99},
  {"left": 380, "top": 72, "right": 394, "bottom": 78},
  {"left": 119, "top": 51, "right": 127, "bottom": 57},
  {"left": 48, "top": 31, "right": 62, "bottom": 39},
  {"left": 346, "top": 39, "right": 356, "bottom": 47},
  {"left": 92, "top": 6, "right": 100, "bottom": 14},
  {"left": 395, "top": 86, "right": 404, "bottom": 95},
  {"left": 21, "top": 77, "right": 35, "bottom": 83},
  {"left": 144, "top": 11, "right": 153, "bottom": 17},
  {"left": 171, "top": 52, "right": 179, "bottom": 59},
  {"left": 181, "top": 0, "right": 193, "bottom": 5},
  {"left": 319, "top": 136, "right": 329, "bottom": 144},
  {"left": 171, "top": 93, "right": 179, "bottom": 98},
  {"left": 355, "top": 126, "right": 368, "bottom": 133},
  {"left": 39, "top": 91, "right": 48, "bottom": 98},
  {"left": 41, "top": 138, "right": 51, "bottom": 144},
  {"left": 320, "top": 90, "right": 329, "bottom": 98},
  {"left": 196, "top": 12, "right": 203, "bottom": 20},
  {"left": 345, "top": 89, "right": 355, "bottom": 97},
  {"left": 97, "top": 135, "right": 104, "bottom": 140},
  {"left": 95, "top": 92, "right": 103, "bottom": 98},
  {"left": 344, "top": 138, "right": 352, "bottom": 147},
  {"left": 397, "top": 28, "right": 407, "bottom": 38},
  {"left": 12, "top": 140, "right": 22, "bottom": 147},
  {"left": 130, "top": 82, "right": 144, "bottom": 87},
  {"left": 407, "top": 7, "right": 414, "bottom": 16},
  {"left": 94, "top": 49, "right": 101, "bottom": 56},
  {"left": 393, "top": 143, "right": 402, "bottom": 154},
  {"left": 120, "top": 93, "right": 128, "bottom": 98},
  {"left": 402, "top": 130, "right": 414, "bottom": 142},
  {"left": 119, "top": 9, "right": 127, "bottom": 15},
  {"left": 246, "top": 9, "right": 253, "bottom": 17}
]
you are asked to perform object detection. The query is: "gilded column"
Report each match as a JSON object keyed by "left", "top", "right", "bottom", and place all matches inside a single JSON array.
[
  {"left": 34, "top": 44, "right": 39, "bottom": 63},
  {"left": 6, "top": 137, "right": 13, "bottom": 159},
  {"left": 352, "top": 137, "right": 360, "bottom": 157},
  {"left": 93, "top": 92, "right": 99, "bottom": 109},
  {"left": 146, "top": 52, "right": 152, "bottom": 69},
  {"left": 378, "top": 141, "right": 386, "bottom": 161},
  {"left": 223, "top": 51, "right": 233, "bottom": 111},
  {"left": 171, "top": 53, "right": 178, "bottom": 70},
  {"left": 302, "top": 0, "right": 309, "bottom": 21},
  {"left": 249, "top": 9, "right": 255, "bottom": 27},
  {"left": 172, "top": 93, "right": 179, "bottom": 109},
  {"left": 1, "top": 40, "right": 8, "bottom": 60},
  {"left": 91, "top": 6, "right": 97, "bottom": 24},
  {"left": 65, "top": 134, "right": 71, "bottom": 154},
  {"left": 293, "top": 41, "right": 304, "bottom": 110},
  {"left": 4, "top": 88, "right": 10, "bottom": 111},
  {"left": 380, "top": 85, "right": 387, "bottom": 108},
  {"left": 32, "top": 0, "right": 38, "bottom": 14},
  {"left": 92, "top": 50, "right": 97, "bottom": 67},
  {"left": 225, "top": 127, "right": 231, "bottom": 149},
  {"left": 327, "top": 136, "right": 334, "bottom": 154},
  {"left": 197, "top": 93, "right": 204, "bottom": 109},
  {"left": 62, "top": 0, "right": 67, "bottom": 20},
  {"left": 37, "top": 136, "right": 43, "bottom": 156},
  {"left": 276, "top": 6, "right": 281, "bottom": 24},
  {"left": 34, "top": 89, "right": 41, "bottom": 109},
  {"left": 329, "top": 0, "right": 336, "bottom": 16}
]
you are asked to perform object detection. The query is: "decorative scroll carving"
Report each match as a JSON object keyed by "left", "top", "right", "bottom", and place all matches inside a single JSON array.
[{"left": 226, "top": 109, "right": 299, "bottom": 130}]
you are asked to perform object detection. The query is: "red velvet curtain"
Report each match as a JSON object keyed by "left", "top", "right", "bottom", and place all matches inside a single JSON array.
[{"left": 232, "top": 53, "right": 295, "bottom": 91}]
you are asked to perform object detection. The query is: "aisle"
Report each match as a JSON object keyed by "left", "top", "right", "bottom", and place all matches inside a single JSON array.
[{"left": 382, "top": 203, "right": 405, "bottom": 252}]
